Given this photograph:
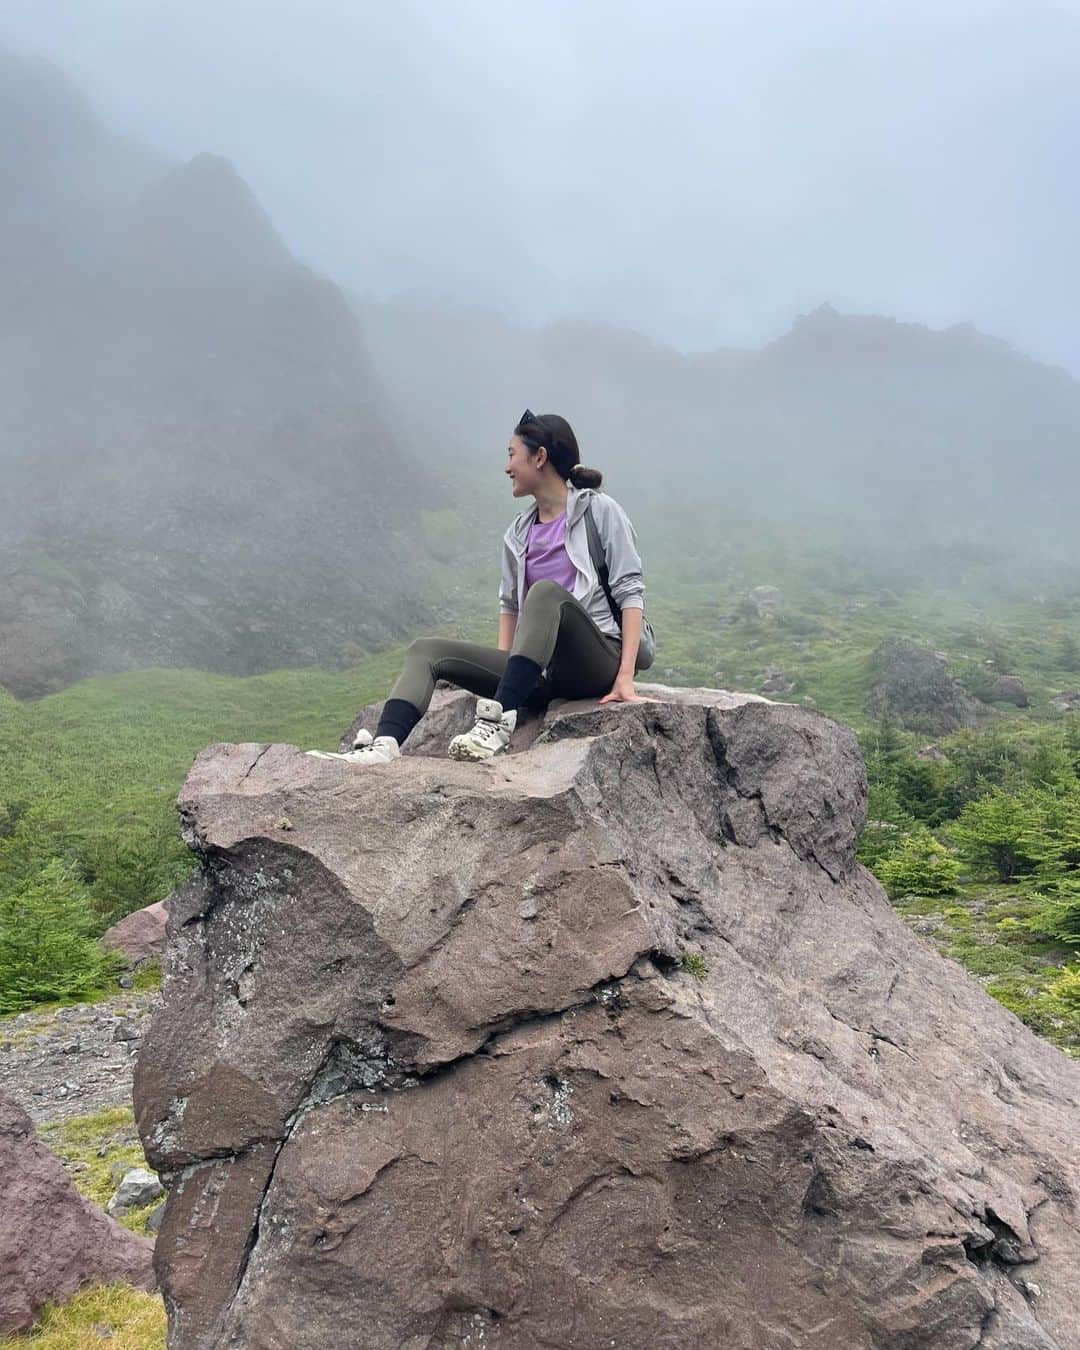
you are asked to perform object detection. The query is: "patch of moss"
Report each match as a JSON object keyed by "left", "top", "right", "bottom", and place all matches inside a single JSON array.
[
  {"left": 0, "top": 1283, "right": 165, "bottom": 1349},
  {"left": 130, "top": 961, "right": 163, "bottom": 993}
]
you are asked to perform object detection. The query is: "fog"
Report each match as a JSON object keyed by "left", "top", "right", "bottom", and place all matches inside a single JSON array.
[
  {"left": 4, "top": 3, "right": 1080, "bottom": 696},
  {"left": 4, "top": 0, "right": 1079, "bottom": 371}
]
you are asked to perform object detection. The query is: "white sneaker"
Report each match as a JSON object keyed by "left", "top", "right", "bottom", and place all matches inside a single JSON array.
[
  {"left": 306, "top": 730, "right": 401, "bottom": 765},
  {"left": 447, "top": 698, "right": 517, "bottom": 761}
]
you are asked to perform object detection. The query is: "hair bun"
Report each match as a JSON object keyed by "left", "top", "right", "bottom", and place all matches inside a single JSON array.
[{"left": 570, "top": 464, "right": 604, "bottom": 490}]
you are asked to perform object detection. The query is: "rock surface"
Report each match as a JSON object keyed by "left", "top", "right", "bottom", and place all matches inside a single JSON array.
[
  {"left": 0, "top": 1089, "right": 155, "bottom": 1335},
  {"left": 137, "top": 687, "right": 1080, "bottom": 1349},
  {"left": 102, "top": 898, "right": 172, "bottom": 965}
]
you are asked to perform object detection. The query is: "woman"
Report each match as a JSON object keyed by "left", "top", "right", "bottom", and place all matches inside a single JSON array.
[{"left": 311, "top": 409, "right": 649, "bottom": 765}]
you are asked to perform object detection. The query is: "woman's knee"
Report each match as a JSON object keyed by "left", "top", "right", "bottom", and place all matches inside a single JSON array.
[
  {"left": 403, "top": 636, "right": 448, "bottom": 676},
  {"left": 522, "top": 580, "right": 572, "bottom": 609}
]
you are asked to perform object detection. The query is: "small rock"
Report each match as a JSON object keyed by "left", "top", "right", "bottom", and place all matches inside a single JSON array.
[
  {"left": 145, "top": 1202, "right": 166, "bottom": 1234},
  {"left": 112, "top": 1020, "right": 138, "bottom": 1043},
  {"left": 117, "top": 976, "right": 134, "bottom": 990},
  {"left": 90, "top": 1324, "right": 115, "bottom": 1339},
  {"left": 108, "top": 1168, "right": 163, "bottom": 1214},
  {"left": 760, "top": 666, "right": 796, "bottom": 694},
  {"left": 749, "top": 584, "right": 783, "bottom": 614},
  {"left": 981, "top": 675, "right": 1029, "bottom": 708}
]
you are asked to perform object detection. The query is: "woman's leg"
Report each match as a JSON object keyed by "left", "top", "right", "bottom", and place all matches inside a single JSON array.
[
  {"left": 493, "top": 580, "right": 622, "bottom": 713},
  {"left": 377, "top": 637, "right": 508, "bottom": 745}
]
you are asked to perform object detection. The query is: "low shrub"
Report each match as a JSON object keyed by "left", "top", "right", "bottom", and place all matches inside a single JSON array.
[{"left": 0, "top": 860, "right": 115, "bottom": 1012}]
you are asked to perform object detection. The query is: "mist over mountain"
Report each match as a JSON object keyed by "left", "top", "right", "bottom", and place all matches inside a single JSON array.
[
  {"left": 360, "top": 298, "right": 1080, "bottom": 575},
  {"left": 0, "top": 49, "right": 438, "bottom": 696},
  {"left": 4, "top": 43, "right": 1078, "bottom": 700}
]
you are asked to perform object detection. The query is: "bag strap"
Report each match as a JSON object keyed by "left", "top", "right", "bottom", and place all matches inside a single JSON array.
[{"left": 584, "top": 500, "right": 623, "bottom": 631}]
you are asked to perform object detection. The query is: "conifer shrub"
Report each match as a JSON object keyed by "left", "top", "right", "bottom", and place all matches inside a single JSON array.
[
  {"left": 876, "top": 828, "right": 960, "bottom": 900},
  {"left": 948, "top": 787, "right": 1044, "bottom": 883},
  {"left": 0, "top": 860, "right": 115, "bottom": 1012}
]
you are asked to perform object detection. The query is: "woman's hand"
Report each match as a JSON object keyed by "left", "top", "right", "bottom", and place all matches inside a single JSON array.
[{"left": 599, "top": 672, "right": 643, "bottom": 704}]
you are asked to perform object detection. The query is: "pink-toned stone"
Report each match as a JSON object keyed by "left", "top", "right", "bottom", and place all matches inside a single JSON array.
[
  {"left": 0, "top": 1090, "right": 155, "bottom": 1335},
  {"left": 138, "top": 691, "right": 1080, "bottom": 1349},
  {"left": 101, "top": 898, "right": 171, "bottom": 964}
]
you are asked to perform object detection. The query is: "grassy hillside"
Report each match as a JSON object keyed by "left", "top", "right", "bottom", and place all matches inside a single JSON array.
[
  {"left": 2, "top": 513, "right": 1079, "bottom": 1051},
  {"left": 0, "top": 655, "right": 405, "bottom": 1008}
]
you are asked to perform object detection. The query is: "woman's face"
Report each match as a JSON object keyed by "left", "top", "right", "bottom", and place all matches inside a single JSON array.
[{"left": 505, "top": 435, "right": 545, "bottom": 498}]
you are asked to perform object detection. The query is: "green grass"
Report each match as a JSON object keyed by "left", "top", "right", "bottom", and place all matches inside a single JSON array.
[
  {"left": 0, "top": 652, "right": 411, "bottom": 927},
  {"left": 892, "top": 883, "right": 1080, "bottom": 1055},
  {"left": 40, "top": 1107, "right": 161, "bottom": 1238},
  {"left": 0, "top": 1285, "right": 165, "bottom": 1349}
]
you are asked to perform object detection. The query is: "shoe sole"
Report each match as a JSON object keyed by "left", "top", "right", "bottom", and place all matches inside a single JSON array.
[
  {"left": 447, "top": 740, "right": 505, "bottom": 761},
  {"left": 305, "top": 750, "right": 395, "bottom": 765}
]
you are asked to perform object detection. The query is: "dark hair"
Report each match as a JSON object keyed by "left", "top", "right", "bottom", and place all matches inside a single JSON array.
[{"left": 514, "top": 410, "right": 603, "bottom": 489}]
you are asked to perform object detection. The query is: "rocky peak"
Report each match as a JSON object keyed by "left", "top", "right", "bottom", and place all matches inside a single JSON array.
[
  {"left": 125, "top": 152, "right": 292, "bottom": 282},
  {"left": 136, "top": 688, "right": 1080, "bottom": 1348}
]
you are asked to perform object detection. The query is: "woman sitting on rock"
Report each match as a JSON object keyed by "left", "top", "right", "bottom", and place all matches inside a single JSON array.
[{"left": 310, "top": 409, "right": 650, "bottom": 765}]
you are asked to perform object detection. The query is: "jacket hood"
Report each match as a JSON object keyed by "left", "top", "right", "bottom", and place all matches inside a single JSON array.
[{"left": 507, "top": 484, "right": 597, "bottom": 545}]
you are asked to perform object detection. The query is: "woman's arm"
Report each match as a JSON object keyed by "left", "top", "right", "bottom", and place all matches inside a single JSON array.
[
  {"left": 498, "top": 612, "right": 518, "bottom": 652},
  {"left": 617, "top": 606, "right": 643, "bottom": 675},
  {"left": 599, "top": 605, "right": 643, "bottom": 704}
]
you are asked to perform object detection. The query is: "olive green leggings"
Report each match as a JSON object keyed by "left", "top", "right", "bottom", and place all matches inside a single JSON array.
[{"left": 388, "top": 580, "right": 626, "bottom": 713}]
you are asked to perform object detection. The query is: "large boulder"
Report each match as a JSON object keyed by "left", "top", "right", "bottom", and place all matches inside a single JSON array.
[
  {"left": 866, "top": 638, "right": 993, "bottom": 735},
  {"left": 136, "top": 688, "right": 1080, "bottom": 1349},
  {"left": 0, "top": 1090, "right": 155, "bottom": 1335}
]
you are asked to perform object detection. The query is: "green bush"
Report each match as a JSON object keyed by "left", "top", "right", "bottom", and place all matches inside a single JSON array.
[
  {"left": 76, "top": 827, "right": 191, "bottom": 929},
  {"left": 948, "top": 788, "right": 1044, "bottom": 883},
  {"left": 1046, "top": 961, "right": 1080, "bottom": 1008},
  {"left": 995, "top": 782, "right": 1080, "bottom": 944},
  {"left": 0, "top": 859, "right": 115, "bottom": 1012},
  {"left": 1059, "top": 633, "right": 1080, "bottom": 673},
  {"left": 875, "top": 828, "right": 960, "bottom": 900}
]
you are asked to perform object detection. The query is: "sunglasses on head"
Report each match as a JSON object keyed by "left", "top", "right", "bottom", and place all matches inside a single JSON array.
[{"left": 518, "top": 409, "right": 551, "bottom": 443}]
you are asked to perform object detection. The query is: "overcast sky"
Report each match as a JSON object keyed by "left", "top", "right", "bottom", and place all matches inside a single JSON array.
[{"left": 4, "top": 0, "right": 1079, "bottom": 370}]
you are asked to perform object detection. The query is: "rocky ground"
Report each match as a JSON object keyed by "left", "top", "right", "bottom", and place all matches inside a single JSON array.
[{"left": 0, "top": 989, "right": 158, "bottom": 1126}]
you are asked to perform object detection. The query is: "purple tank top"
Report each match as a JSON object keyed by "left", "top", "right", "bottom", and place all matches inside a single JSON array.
[{"left": 522, "top": 512, "right": 577, "bottom": 603}]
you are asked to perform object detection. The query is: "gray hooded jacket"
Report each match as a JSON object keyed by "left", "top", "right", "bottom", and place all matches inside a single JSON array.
[{"left": 498, "top": 485, "right": 646, "bottom": 640}]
